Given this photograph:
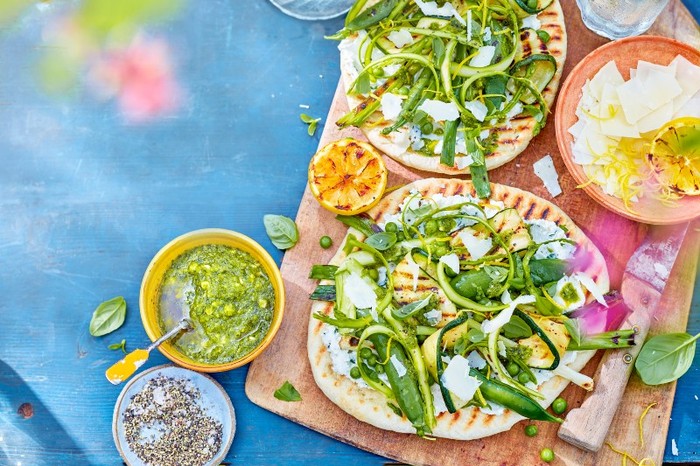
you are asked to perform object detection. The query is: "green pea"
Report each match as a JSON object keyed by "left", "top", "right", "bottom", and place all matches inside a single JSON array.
[
  {"left": 537, "top": 29, "right": 551, "bottom": 43},
  {"left": 421, "top": 122, "right": 433, "bottom": 135},
  {"left": 350, "top": 366, "right": 361, "bottom": 379},
  {"left": 375, "top": 363, "right": 385, "bottom": 374},
  {"left": 552, "top": 397, "right": 567, "bottom": 414},
  {"left": 434, "top": 128, "right": 444, "bottom": 136},
  {"left": 372, "top": 67, "right": 385, "bottom": 77},
  {"left": 425, "top": 219, "right": 438, "bottom": 235},
  {"left": 506, "top": 362, "right": 520, "bottom": 377},
  {"left": 540, "top": 448, "right": 554, "bottom": 463},
  {"left": 368, "top": 268, "right": 379, "bottom": 280},
  {"left": 438, "top": 218, "right": 455, "bottom": 232},
  {"left": 367, "top": 354, "right": 378, "bottom": 366},
  {"left": 433, "top": 243, "right": 450, "bottom": 258},
  {"left": 319, "top": 235, "right": 333, "bottom": 249},
  {"left": 398, "top": 85, "right": 410, "bottom": 96},
  {"left": 518, "top": 372, "right": 531, "bottom": 384},
  {"left": 527, "top": 0, "right": 538, "bottom": 9},
  {"left": 385, "top": 222, "right": 398, "bottom": 232},
  {"left": 359, "top": 347, "right": 372, "bottom": 359},
  {"left": 524, "top": 424, "right": 538, "bottom": 437}
]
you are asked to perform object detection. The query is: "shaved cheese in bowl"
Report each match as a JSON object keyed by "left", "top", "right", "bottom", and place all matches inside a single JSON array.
[{"left": 568, "top": 56, "right": 700, "bottom": 207}]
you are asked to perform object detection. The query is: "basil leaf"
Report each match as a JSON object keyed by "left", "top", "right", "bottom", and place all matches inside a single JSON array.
[
  {"left": 635, "top": 332, "right": 700, "bottom": 385},
  {"left": 108, "top": 339, "right": 127, "bottom": 353},
  {"left": 89, "top": 296, "right": 127, "bottom": 337},
  {"left": 392, "top": 293, "right": 434, "bottom": 320},
  {"left": 335, "top": 214, "right": 377, "bottom": 238},
  {"left": 274, "top": 381, "right": 302, "bottom": 402},
  {"left": 365, "top": 232, "right": 397, "bottom": 251},
  {"left": 264, "top": 214, "right": 299, "bottom": 250},
  {"left": 502, "top": 315, "right": 533, "bottom": 339}
]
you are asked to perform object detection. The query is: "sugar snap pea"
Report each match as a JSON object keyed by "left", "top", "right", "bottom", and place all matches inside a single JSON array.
[
  {"left": 469, "top": 368, "right": 562, "bottom": 423},
  {"left": 381, "top": 69, "right": 432, "bottom": 135}
]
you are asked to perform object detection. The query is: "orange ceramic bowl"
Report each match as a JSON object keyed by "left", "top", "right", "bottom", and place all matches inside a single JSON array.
[
  {"left": 139, "top": 229, "right": 285, "bottom": 372},
  {"left": 555, "top": 36, "right": 700, "bottom": 225}
]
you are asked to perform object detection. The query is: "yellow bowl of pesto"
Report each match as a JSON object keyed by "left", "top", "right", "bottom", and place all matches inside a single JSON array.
[{"left": 140, "top": 229, "right": 285, "bottom": 372}]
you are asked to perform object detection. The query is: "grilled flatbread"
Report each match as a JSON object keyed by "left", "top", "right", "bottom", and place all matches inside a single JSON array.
[
  {"left": 338, "top": 0, "right": 567, "bottom": 175},
  {"left": 308, "top": 179, "right": 608, "bottom": 439}
]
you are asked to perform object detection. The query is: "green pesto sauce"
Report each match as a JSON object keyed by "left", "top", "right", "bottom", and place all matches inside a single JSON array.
[
  {"left": 158, "top": 244, "right": 274, "bottom": 365},
  {"left": 559, "top": 282, "right": 580, "bottom": 306}
]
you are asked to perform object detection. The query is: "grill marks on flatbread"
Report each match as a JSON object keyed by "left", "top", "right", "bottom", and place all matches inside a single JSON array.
[
  {"left": 308, "top": 179, "right": 609, "bottom": 440},
  {"left": 339, "top": 0, "right": 567, "bottom": 175}
]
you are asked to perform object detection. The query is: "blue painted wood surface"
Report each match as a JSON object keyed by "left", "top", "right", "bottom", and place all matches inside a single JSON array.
[{"left": 0, "top": 2, "right": 697, "bottom": 465}]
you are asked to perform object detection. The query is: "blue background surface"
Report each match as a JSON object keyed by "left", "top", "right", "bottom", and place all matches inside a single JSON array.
[{"left": 0, "top": 1, "right": 698, "bottom": 464}]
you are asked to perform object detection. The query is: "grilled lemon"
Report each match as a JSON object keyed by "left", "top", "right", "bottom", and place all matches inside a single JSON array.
[
  {"left": 648, "top": 117, "right": 700, "bottom": 195},
  {"left": 308, "top": 138, "right": 388, "bottom": 215}
]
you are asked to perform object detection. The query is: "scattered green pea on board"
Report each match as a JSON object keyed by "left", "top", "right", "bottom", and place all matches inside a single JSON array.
[
  {"left": 551, "top": 397, "right": 567, "bottom": 414},
  {"left": 540, "top": 448, "right": 555, "bottom": 463},
  {"left": 524, "top": 424, "right": 538, "bottom": 437},
  {"left": 89, "top": 296, "right": 127, "bottom": 337},
  {"left": 319, "top": 235, "right": 333, "bottom": 249}
]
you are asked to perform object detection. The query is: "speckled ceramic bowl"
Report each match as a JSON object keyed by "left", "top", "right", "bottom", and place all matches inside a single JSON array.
[
  {"left": 113, "top": 364, "right": 236, "bottom": 466},
  {"left": 555, "top": 36, "right": 700, "bottom": 225},
  {"left": 139, "top": 228, "right": 285, "bottom": 372}
]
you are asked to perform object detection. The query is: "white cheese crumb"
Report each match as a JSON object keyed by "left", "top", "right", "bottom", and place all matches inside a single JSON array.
[
  {"left": 299, "top": 104, "right": 309, "bottom": 109},
  {"left": 521, "top": 15, "right": 541, "bottom": 30},
  {"left": 533, "top": 154, "right": 562, "bottom": 197},
  {"left": 469, "top": 45, "right": 495, "bottom": 68},
  {"left": 387, "top": 29, "right": 414, "bottom": 48},
  {"left": 417, "top": 99, "right": 460, "bottom": 121},
  {"left": 695, "top": 395, "right": 699, "bottom": 400},
  {"left": 466, "top": 350, "right": 487, "bottom": 370},
  {"left": 467, "top": 10, "right": 473, "bottom": 41},
  {"left": 423, "top": 309, "right": 442, "bottom": 325},
  {"left": 464, "top": 99, "right": 488, "bottom": 122},
  {"left": 381, "top": 93, "right": 403, "bottom": 121},
  {"left": 671, "top": 438, "right": 679, "bottom": 456},
  {"left": 483, "top": 26, "right": 492, "bottom": 41},
  {"left": 439, "top": 253, "right": 460, "bottom": 274},
  {"left": 440, "top": 355, "right": 482, "bottom": 401}
]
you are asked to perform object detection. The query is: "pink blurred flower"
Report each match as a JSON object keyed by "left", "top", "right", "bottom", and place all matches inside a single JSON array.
[{"left": 89, "top": 36, "right": 182, "bottom": 122}]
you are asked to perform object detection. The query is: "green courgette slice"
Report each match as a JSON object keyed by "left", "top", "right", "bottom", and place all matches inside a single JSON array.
[
  {"left": 513, "top": 309, "right": 561, "bottom": 370},
  {"left": 508, "top": 0, "right": 554, "bottom": 17},
  {"left": 509, "top": 53, "right": 556, "bottom": 104}
]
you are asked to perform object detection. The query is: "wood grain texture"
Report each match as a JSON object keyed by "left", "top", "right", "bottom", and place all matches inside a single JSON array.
[{"left": 246, "top": 1, "right": 700, "bottom": 465}]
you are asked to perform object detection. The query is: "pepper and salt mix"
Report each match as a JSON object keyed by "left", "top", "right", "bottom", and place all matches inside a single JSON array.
[{"left": 122, "top": 375, "right": 223, "bottom": 466}]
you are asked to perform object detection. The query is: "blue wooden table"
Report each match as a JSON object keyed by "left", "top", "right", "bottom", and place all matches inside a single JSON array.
[{"left": 0, "top": 1, "right": 698, "bottom": 464}]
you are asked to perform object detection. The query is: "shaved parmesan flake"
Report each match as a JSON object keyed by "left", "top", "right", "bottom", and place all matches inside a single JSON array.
[
  {"left": 483, "top": 26, "right": 492, "bottom": 41},
  {"left": 417, "top": 99, "right": 460, "bottom": 122},
  {"left": 431, "top": 384, "right": 448, "bottom": 414},
  {"left": 467, "top": 9, "right": 472, "bottom": 41},
  {"left": 387, "top": 29, "right": 414, "bottom": 48},
  {"left": 481, "top": 295, "right": 536, "bottom": 334},
  {"left": 381, "top": 93, "right": 403, "bottom": 121},
  {"left": 455, "top": 153, "right": 475, "bottom": 169},
  {"left": 458, "top": 230, "right": 492, "bottom": 260},
  {"left": 521, "top": 15, "right": 541, "bottom": 30},
  {"left": 440, "top": 355, "right": 482, "bottom": 401},
  {"left": 344, "top": 272, "right": 377, "bottom": 310},
  {"left": 415, "top": 0, "right": 465, "bottom": 25},
  {"left": 464, "top": 99, "right": 488, "bottom": 122},
  {"left": 423, "top": 309, "right": 442, "bottom": 325},
  {"left": 405, "top": 252, "right": 421, "bottom": 291},
  {"left": 501, "top": 289, "right": 512, "bottom": 304},
  {"left": 439, "top": 253, "right": 460, "bottom": 274},
  {"left": 390, "top": 354, "right": 407, "bottom": 377},
  {"left": 573, "top": 272, "right": 607, "bottom": 306},
  {"left": 466, "top": 350, "right": 487, "bottom": 369},
  {"left": 469, "top": 45, "right": 495, "bottom": 68},
  {"left": 533, "top": 154, "right": 562, "bottom": 197}
]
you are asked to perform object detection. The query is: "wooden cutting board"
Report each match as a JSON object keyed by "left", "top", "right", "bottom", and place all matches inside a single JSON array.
[{"left": 246, "top": 2, "right": 700, "bottom": 465}]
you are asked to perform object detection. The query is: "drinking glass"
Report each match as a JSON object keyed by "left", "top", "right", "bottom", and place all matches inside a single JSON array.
[
  {"left": 269, "top": 0, "right": 354, "bottom": 20},
  {"left": 576, "top": 0, "right": 671, "bottom": 39}
]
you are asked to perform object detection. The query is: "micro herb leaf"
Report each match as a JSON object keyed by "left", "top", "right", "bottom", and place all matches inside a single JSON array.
[
  {"left": 274, "top": 381, "right": 302, "bottom": 402},
  {"left": 264, "top": 214, "right": 299, "bottom": 250},
  {"left": 300, "top": 113, "right": 321, "bottom": 136},
  {"left": 364, "top": 232, "right": 397, "bottom": 251},
  {"left": 635, "top": 332, "right": 700, "bottom": 385},
  {"left": 108, "top": 339, "right": 127, "bottom": 353},
  {"left": 89, "top": 296, "right": 127, "bottom": 337}
]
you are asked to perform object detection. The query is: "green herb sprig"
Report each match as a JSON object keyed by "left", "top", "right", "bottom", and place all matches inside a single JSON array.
[
  {"left": 108, "top": 339, "right": 127, "bottom": 353},
  {"left": 264, "top": 214, "right": 299, "bottom": 250},
  {"left": 300, "top": 113, "right": 321, "bottom": 136}
]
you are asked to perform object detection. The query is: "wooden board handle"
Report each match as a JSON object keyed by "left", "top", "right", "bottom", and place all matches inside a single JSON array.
[{"left": 558, "top": 276, "right": 659, "bottom": 452}]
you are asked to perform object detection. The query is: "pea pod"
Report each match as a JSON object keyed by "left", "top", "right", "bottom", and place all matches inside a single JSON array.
[
  {"left": 469, "top": 368, "right": 562, "bottom": 423},
  {"left": 346, "top": 0, "right": 399, "bottom": 31},
  {"left": 369, "top": 332, "right": 431, "bottom": 436}
]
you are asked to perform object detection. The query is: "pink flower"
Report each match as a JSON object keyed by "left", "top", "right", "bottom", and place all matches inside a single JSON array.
[{"left": 89, "top": 36, "right": 182, "bottom": 122}]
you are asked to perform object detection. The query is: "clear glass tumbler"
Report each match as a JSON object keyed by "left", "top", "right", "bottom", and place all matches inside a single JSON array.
[
  {"left": 576, "top": 0, "right": 671, "bottom": 39},
  {"left": 269, "top": 0, "right": 354, "bottom": 20}
]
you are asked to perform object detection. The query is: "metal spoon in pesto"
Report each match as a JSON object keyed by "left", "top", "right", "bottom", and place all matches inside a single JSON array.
[{"left": 105, "top": 318, "right": 193, "bottom": 385}]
